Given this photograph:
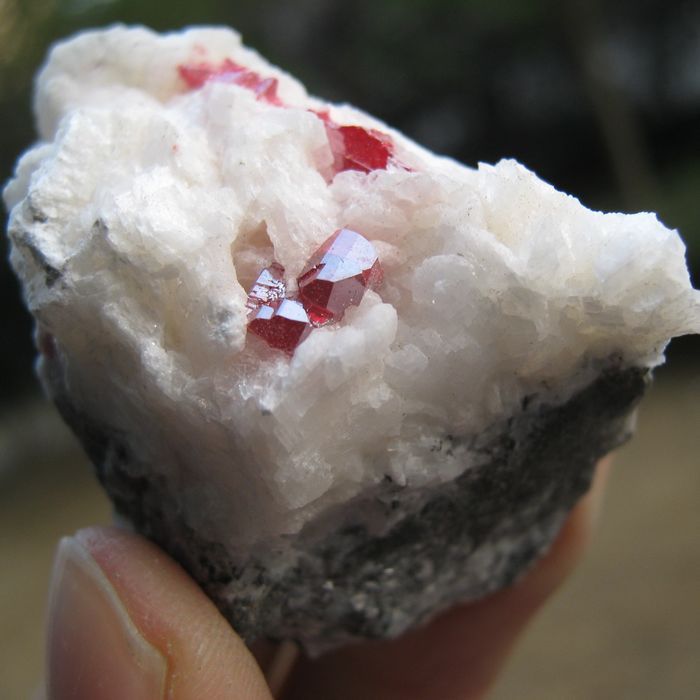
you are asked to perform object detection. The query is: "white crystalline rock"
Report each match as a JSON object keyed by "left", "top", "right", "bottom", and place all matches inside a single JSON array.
[{"left": 5, "top": 26, "right": 700, "bottom": 548}]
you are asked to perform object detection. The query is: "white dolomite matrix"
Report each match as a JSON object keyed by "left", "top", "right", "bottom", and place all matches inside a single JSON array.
[{"left": 5, "top": 25, "right": 700, "bottom": 651}]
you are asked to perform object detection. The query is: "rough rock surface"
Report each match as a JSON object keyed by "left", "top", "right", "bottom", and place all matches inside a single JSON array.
[
  {"left": 5, "top": 26, "right": 700, "bottom": 652},
  {"left": 56, "top": 364, "right": 646, "bottom": 652}
]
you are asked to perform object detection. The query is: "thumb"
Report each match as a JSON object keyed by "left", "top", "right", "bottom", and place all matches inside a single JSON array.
[{"left": 45, "top": 526, "right": 274, "bottom": 700}]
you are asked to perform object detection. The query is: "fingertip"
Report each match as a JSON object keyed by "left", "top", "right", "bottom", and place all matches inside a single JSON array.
[
  {"left": 47, "top": 527, "right": 274, "bottom": 700},
  {"left": 46, "top": 534, "right": 167, "bottom": 700}
]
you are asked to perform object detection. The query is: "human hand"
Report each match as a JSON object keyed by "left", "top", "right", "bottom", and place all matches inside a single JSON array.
[{"left": 42, "top": 460, "right": 610, "bottom": 700}]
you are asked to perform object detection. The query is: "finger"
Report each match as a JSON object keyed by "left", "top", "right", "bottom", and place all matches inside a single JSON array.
[
  {"left": 46, "top": 526, "right": 275, "bottom": 700},
  {"left": 283, "top": 458, "right": 611, "bottom": 700},
  {"left": 250, "top": 640, "right": 299, "bottom": 696}
]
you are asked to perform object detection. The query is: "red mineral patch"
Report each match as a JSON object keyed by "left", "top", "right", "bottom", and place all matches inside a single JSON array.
[
  {"left": 179, "top": 61, "right": 402, "bottom": 176},
  {"left": 178, "top": 58, "right": 282, "bottom": 105},
  {"left": 297, "top": 228, "right": 383, "bottom": 323},
  {"left": 248, "top": 299, "right": 311, "bottom": 354}
]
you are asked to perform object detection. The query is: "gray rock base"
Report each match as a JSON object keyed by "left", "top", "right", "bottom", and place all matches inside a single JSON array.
[{"left": 56, "top": 365, "right": 647, "bottom": 654}]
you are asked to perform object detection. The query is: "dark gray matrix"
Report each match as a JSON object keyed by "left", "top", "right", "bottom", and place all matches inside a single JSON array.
[{"left": 56, "top": 365, "right": 647, "bottom": 653}]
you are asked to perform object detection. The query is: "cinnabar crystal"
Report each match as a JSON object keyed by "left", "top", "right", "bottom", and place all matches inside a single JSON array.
[
  {"left": 297, "top": 229, "right": 383, "bottom": 323},
  {"left": 328, "top": 125, "right": 393, "bottom": 173},
  {"left": 248, "top": 299, "right": 311, "bottom": 354},
  {"left": 179, "top": 59, "right": 281, "bottom": 105}
]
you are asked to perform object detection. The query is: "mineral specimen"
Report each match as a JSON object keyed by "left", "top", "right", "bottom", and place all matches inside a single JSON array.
[
  {"left": 4, "top": 25, "right": 700, "bottom": 654},
  {"left": 179, "top": 58, "right": 283, "bottom": 105}
]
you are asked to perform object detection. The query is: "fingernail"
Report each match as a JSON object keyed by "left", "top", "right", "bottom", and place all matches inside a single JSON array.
[{"left": 46, "top": 536, "right": 167, "bottom": 700}]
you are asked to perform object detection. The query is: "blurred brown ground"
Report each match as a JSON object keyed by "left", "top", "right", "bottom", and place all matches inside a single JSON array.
[{"left": 0, "top": 369, "right": 698, "bottom": 700}]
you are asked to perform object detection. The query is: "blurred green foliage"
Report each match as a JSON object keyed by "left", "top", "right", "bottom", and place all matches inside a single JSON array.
[{"left": 1, "top": 0, "right": 699, "bottom": 399}]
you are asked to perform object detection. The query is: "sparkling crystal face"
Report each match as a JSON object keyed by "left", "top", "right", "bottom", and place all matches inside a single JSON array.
[
  {"left": 298, "top": 229, "right": 383, "bottom": 323},
  {"left": 245, "top": 263, "right": 286, "bottom": 318},
  {"left": 178, "top": 59, "right": 282, "bottom": 105},
  {"left": 248, "top": 299, "right": 311, "bottom": 354}
]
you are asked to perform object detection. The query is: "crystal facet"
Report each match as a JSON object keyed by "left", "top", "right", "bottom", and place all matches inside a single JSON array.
[
  {"left": 314, "top": 109, "right": 394, "bottom": 175},
  {"left": 332, "top": 125, "right": 393, "bottom": 173},
  {"left": 179, "top": 59, "right": 281, "bottom": 105},
  {"left": 245, "top": 263, "right": 286, "bottom": 317},
  {"left": 248, "top": 299, "right": 311, "bottom": 354},
  {"left": 298, "top": 228, "right": 383, "bottom": 323}
]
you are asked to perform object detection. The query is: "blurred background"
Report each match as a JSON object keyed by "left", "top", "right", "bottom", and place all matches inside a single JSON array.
[{"left": 1, "top": 1, "right": 698, "bottom": 698}]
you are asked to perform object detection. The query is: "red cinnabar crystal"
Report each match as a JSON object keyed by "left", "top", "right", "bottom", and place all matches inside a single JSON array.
[
  {"left": 248, "top": 299, "right": 311, "bottom": 354},
  {"left": 313, "top": 110, "right": 394, "bottom": 175},
  {"left": 179, "top": 59, "right": 281, "bottom": 105},
  {"left": 297, "top": 229, "right": 383, "bottom": 323},
  {"left": 327, "top": 124, "right": 393, "bottom": 173}
]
